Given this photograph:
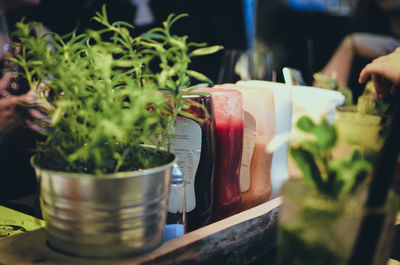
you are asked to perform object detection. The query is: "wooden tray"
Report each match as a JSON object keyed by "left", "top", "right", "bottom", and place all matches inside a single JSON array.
[{"left": 0, "top": 197, "right": 281, "bottom": 265}]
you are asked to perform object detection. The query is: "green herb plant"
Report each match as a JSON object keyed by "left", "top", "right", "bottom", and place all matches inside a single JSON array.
[
  {"left": 8, "top": 6, "right": 222, "bottom": 174},
  {"left": 313, "top": 72, "right": 353, "bottom": 106},
  {"left": 290, "top": 116, "right": 373, "bottom": 199}
]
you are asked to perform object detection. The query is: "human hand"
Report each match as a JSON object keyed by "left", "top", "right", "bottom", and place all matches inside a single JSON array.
[
  {"left": 350, "top": 33, "right": 400, "bottom": 59},
  {"left": 359, "top": 47, "right": 400, "bottom": 99},
  {"left": 22, "top": 88, "right": 52, "bottom": 133},
  {"left": 0, "top": 92, "right": 50, "bottom": 136},
  {"left": 0, "top": 75, "right": 51, "bottom": 137}
]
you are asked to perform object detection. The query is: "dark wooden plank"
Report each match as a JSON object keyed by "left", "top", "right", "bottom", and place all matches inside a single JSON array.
[{"left": 0, "top": 197, "right": 281, "bottom": 265}]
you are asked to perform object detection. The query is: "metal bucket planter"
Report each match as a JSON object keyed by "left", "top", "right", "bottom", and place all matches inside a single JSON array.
[{"left": 31, "top": 151, "right": 176, "bottom": 259}]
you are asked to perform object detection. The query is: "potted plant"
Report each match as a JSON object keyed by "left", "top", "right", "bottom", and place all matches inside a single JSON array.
[{"left": 7, "top": 6, "right": 221, "bottom": 258}]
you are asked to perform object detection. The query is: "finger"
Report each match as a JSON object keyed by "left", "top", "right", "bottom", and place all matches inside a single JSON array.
[
  {"left": 26, "top": 108, "right": 51, "bottom": 124},
  {"left": 0, "top": 72, "right": 12, "bottom": 92},
  {"left": 26, "top": 119, "right": 47, "bottom": 135},
  {"left": 359, "top": 61, "right": 387, "bottom": 84},
  {"left": 16, "top": 92, "right": 39, "bottom": 106},
  {"left": 372, "top": 75, "right": 384, "bottom": 97},
  {"left": 18, "top": 90, "right": 50, "bottom": 109},
  {"left": 372, "top": 75, "right": 390, "bottom": 99},
  {"left": 381, "top": 76, "right": 392, "bottom": 98},
  {"left": 19, "top": 95, "right": 52, "bottom": 112},
  {"left": 25, "top": 89, "right": 53, "bottom": 110},
  {"left": 359, "top": 66, "right": 370, "bottom": 84},
  {"left": 359, "top": 64, "right": 374, "bottom": 84},
  {"left": 37, "top": 80, "right": 49, "bottom": 91}
]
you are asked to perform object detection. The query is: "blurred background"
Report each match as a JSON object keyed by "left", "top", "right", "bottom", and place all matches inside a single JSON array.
[{"left": 5, "top": 0, "right": 397, "bottom": 102}]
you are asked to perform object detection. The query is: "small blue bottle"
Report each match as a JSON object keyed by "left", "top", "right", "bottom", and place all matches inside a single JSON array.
[{"left": 164, "top": 164, "right": 186, "bottom": 242}]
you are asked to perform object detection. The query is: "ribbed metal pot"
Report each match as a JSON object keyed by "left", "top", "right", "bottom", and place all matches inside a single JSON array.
[{"left": 31, "top": 152, "right": 176, "bottom": 258}]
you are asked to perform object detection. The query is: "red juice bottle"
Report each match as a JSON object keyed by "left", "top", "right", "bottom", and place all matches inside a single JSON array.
[
  {"left": 196, "top": 88, "right": 244, "bottom": 221},
  {"left": 170, "top": 94, "right": 216, "bottom": 231},
  {"left": 215, "top": 84, "right": 276, "bottom": 212}
]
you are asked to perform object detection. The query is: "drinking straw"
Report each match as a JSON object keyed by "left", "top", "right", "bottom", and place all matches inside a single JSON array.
[{"left": 349, "top": 95, "right": 400, "bottom": 265}]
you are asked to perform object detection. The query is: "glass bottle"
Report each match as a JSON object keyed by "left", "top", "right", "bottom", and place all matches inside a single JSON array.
[
  {"left": 196, "top": 87, "right": 244, "bottom": 221},
  {"left": 215, "top": 84, "right": 276, "bottom": 212},
  {"left": 165, "top": 164, "right": 186, "bottom": 242},
  {"left": 170, "top": 93, "right": 216, "bottom": 231},
  {"left": 237, "top": 80, "right": 292, "bottom": 199}
]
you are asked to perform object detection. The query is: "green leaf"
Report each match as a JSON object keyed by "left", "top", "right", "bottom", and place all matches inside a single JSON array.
[
  {"left": 300, "top": 142, "right": 320, "bottom": 157},
  {"left": 165, "top": 13, "right": 188, "bottom": 29},
  {"left": 313, "top": 119, "right": 337, "bottom": 151},
  {"left": 357, "top": 94, "right": 375, "bottom": 114},
  {"left": 189, "top": 83, "right": 210, "bottom": 91},
  {"left": 190, "top": 45, "right": 223, "bottom": 57},
  {"left": 179, "top": 110, "right": 203, "bottom": 123},
  {"left": 328, "top": 149, "right": 372, "bottom": 195},
  {"left": 296, "top": 116, "right": 316, "bottom": 133},
  {"left": 338, "top": 85, "right": 353, "bottom": 106},
  {"left": 187, "top": 70, "right": 210, "bottom": 82},
  {"left": 3, "top": 56, "right": 19, "bottom": 64},
  {"left": 297, "top": 116, "right": 336, "bottom": 152},
  {"left": 101, "top": 4, "right": 109, "bottom": 25},
  {"left": 168, "top": 36, "right": 186, "bottom": 49},
  {"left": 141, "top": 32, "right": 166, "bottom": 41},
  {"left": 112, "top": 21, "right": 134, "bottom": 29},
  {"left": 374, "top": 98, "right": 390, "bottom": 115},
  {"left": 290, "top": 147, "right": 325, "bottom": 192}
]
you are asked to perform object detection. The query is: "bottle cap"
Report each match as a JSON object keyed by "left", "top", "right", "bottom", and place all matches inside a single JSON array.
[{"left": 171, "top": 164, "right": 184, "bottom": 184}]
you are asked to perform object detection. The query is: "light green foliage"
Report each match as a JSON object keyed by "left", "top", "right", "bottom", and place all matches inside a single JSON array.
[
  {"left": 357, "top": 81, "right": 390, "bottom": 115},
  {"left": 313, "top": 72, "right": 353, "bottom": 106},
  {"left": 290, "top": 116, "right": 373, "bottom": 199},
  {"left": 313, "top": 73, "right": 390, "bottom": 116},
  {"left": 9, "top": 7, "right": 221, "bottom": 174},
  {"left": 357, "top": 94, "right": 375, "bottom": 114}
]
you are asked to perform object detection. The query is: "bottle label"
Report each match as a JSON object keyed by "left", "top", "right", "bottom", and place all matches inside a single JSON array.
[
  {"left": 241, "top": 111, "right": 256, "bottom": 192},
  {"left": 171, "top": 117, "right": 202, "bottom": 212}
]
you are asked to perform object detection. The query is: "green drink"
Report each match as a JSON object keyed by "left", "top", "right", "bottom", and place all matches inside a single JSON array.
[{"left": 277, "top": 180, "right": 398, "bottom": 265}]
